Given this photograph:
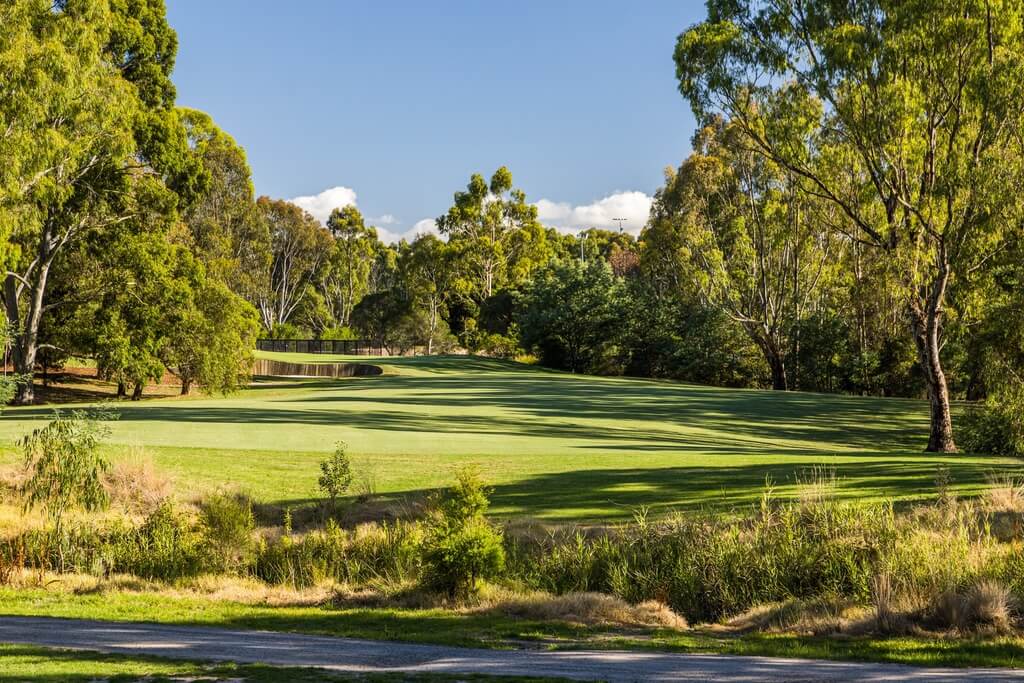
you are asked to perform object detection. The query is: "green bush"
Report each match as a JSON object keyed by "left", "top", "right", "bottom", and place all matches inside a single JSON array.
[
  {"left": 200, "top": 492, "right": 255, "bottom": 572},
  {"left": 110, "top": 501, "right": 207, "bottom": 580},
  {"left": 318, "top": 443, "right": 353, "bottom": 510},
  {"left": 960, "top": 391, "right": 1024, "bottom": 456},
  {"left": 421, "top": 467, "right": 505, "bottom": 598},
  {"left": 20, "top": 410, "right": 111, "bottom": 570}
]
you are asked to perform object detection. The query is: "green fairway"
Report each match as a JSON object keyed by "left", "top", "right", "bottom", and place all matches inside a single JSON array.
[{"left": 0, "top": 353, "right": 1016, "bottom": 520}]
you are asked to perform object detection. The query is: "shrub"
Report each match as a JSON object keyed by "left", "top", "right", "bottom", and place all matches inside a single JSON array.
[
  {"left": 200, "top": 491, "right": 255, "bottom": 572},
  {"left": 111, "top": 500, "right": 207, "bottom": 580},
  {"left": 20, "top": 410, "right": 112, "bottom": 570},
  {"left": 421, "top": 467, "right": 505, "bottom": 598},
  {"left": 960, "top": 390, "right": 1024, "bottom": 456},
  {"left": 318, "top": 443, "right": 353, "bottom": 510}
]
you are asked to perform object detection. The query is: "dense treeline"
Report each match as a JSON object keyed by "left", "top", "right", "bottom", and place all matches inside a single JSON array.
[
  {"left": 0, "top": 0, "right": 259, "bottom": 402},
  {"left": 3, "top": 0, "right": 1024, "bottom": 453}
]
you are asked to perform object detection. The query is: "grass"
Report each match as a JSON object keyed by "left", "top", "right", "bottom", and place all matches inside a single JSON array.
[
  {"left": 4, "top": 587, "right": 1024, "bottom": 670},
  {"left": 0, "top": 353, "right": 1017, "bottom": 520},
  {"left": 0, "top": 644, "right": 562, "bottom": 682}
]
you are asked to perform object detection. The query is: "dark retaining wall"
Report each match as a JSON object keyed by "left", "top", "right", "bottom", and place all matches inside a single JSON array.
[{"left": 253, "top": 358, "right": 383, "bottom": 378}]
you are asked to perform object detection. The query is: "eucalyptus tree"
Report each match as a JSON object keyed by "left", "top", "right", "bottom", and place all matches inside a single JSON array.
[
  {"left": 325, "top": 205, "right": 378, "bottom": 327},
  {"left": 0, "top": 0, "right": 201, "bottom": 404},
  {"left": 400, "top": 234, "right": 455, "bottom": 353},
  {"left": 648, "top": 119, "right": 839, "bottom": 390},
  {"left": 158, "top": 250, "right": 261, "bottom": 396},
  {"left": 181, "top": 108, "right": 270, "bottom": 305},
  {"left": 255, "top": 197, "right": 333, "bottom": 332},
  {"left": 518, "top": 260, "right": 624, "bottom": 374},
  {"left": 437, "top": 167, "right": 544, "bottom": 301},
  {"left": 676, "top": 0, "right": 1024, "bottom": 450}
]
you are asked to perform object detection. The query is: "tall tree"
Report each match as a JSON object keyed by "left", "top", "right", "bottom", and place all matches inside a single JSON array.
[
  {"left": 648, "top": 119, "right": 838, "bottom": 390},
  {"left": 180, "top": 108, "right": 270, "bottom": 305},
  {"left": 400, "top": 234, "right": 454, "bottom": 354},
  {"left": 518, "top": 260, "right": 624, "bottom": 374},
  {"left": 676, "top": 0, "right": 1024, "bottom": 450},
  {"left": 1, "top": 0, "right": 200, "bottom": 404},
  {"left": 325, "top": 206, "right": 377, "bottom": 327},
  {"left": 159, "top": 250, "right": 260, "bottom": 395},
  {"left": 437, "top": 167, "right": 543, "bottom": 301},
  {"left": 255, "top": 197, "right": 332, "bottom": 332}
]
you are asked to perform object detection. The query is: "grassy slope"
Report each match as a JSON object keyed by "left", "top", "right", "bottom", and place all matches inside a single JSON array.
[
  {"left": 0, "top": 353, "right": 1016, "bottom": 520},
  {"left": 5, "top": 589, "right": 1024, "bottom": 671}
]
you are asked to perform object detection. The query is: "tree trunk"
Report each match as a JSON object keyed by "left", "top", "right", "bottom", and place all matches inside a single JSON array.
[
  {"left": 910, "top": 267, "right": 956, "bottom": 453},
  {"left": 117, "top": 381, "right": 127, "bottom": 398},
  {"left": 180, "top": 378, "right": 192, "bottom": 395},
  {"left": 5, "top": 264, "right": 49, "bottom": 405},
  {"left": 749, "top": 328, "right": 788, "bottom": 391},
  {"left": 131, "top": 382, "right": 144, "bottom": 401},
  {"left": 768, "top": 353, "right": 788, "bottom": 391},
  {"left": 910, "top": 311, "right": 956, "bottom": 453}
]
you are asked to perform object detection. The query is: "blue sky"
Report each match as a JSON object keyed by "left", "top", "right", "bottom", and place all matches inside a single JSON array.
[{"left": 166, "top": 1, "right": 706, "bottom": 241}]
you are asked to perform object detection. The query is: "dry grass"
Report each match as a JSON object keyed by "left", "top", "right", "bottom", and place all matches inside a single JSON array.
[
  {"left": 8, "top": 570, "right": 334, "bottom": 607},
  {"left": 475, "top": 586, "right": 687, "bottom": 630},
  {"left": 103, "top": 448, "right": 173, "bottom": 516},
  {"left": 0, "top": 465, "right": 25, "bottom": 505},
  {"left": 984, "top": 476, "right": 1024, "bottom": 513},
  {"left": 933, "top": 580, "right": 1016, "bottom": 634},
  {"left": 0, "top": 504, "right": 44, "bottom": 538},
  {"left": 718, "top": 598, "right": 871, "bottom": 636},
  {"left": 870, "top": 573, "right": 913, "bottom": 635}
]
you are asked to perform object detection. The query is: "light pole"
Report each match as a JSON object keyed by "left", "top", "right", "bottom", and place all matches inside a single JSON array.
[
  {"left": 578, "top": 229, "right": 587, "bottom": 263},
  {"left": 613, "top": 217, "right": 628, "bottom": 233}
]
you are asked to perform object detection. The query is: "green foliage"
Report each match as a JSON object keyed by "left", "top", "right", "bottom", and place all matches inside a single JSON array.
[
  {"left": 255, "top": 519, "right": 422, "bottom": 588},
  {"left": 674, "top": 0, "right": 1024, "bottom": 449},
  {"left": 960, "top": 390, "right": 1024, "bottom": 457},
  {"left": 351, "top": 288, "right": 418, "bottom": 353},
  {"left": 421, "top": 467, "right": 505, "bottom": 598},
  {"left": 160, "top": 254, "right": 261, "bottom": 395},
  {"left": 318, "top": 442, "right": 354, "bottom": 509},
  {"left": 199, "top": 491, "right": 255, "bottom": 572},
  {"left": 437, "top": 167, "right": 549, "bottom": 302},
  {"left": 518, "top": 260, "right": 624, "bottom": 373},
  {"left": 323, "top": 206, "right": 380, "bottom": 328},
  {"left": 20, "top": 411, "right": 111, "bottom": 550},
  {"left": 110, "top": 501, "right": 207, "bottom": 581},
  {"left": 620, "top": 283, "right": 764, "bottom": 387}
]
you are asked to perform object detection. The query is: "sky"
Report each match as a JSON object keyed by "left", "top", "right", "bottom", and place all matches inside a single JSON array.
[{"left": 166, "top": 1, "right": 707, "bottom": 243}]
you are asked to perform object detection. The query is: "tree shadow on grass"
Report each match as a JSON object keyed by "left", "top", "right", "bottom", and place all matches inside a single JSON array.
[
  {"left": 6, "top": 371, "right": 933, "bottom": 455},
  {"left": 481, "top": 459, "right": 1014, "bottom": 521},
  {"left": 260, "top": 459, "right": 1020, "bottom": 524}
]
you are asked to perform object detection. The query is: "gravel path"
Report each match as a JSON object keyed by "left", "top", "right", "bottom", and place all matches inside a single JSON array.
[{"left": 2, "top": 616, "right": 1023, "bottom": 682}]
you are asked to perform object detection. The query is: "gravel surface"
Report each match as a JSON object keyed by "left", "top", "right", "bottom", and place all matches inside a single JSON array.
[{"left": 2, "top": 616, "right": 1023, "bottom": 682}]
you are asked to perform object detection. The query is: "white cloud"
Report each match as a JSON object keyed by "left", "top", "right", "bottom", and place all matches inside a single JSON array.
[
  {"left": 374, "top": 219, "right": 442, "bottom": 246},
  {"left": 534, "top": 191, "right": 652, "bottom": 235},
  {"left": 372, "top": 214, "right": 397, "bottom": 225},
  {"left": 410, "top": 219, "right": 440, "bottom": 238},
  {"left": 289, "top": 186, "right": 359, "bottom": 225}
]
